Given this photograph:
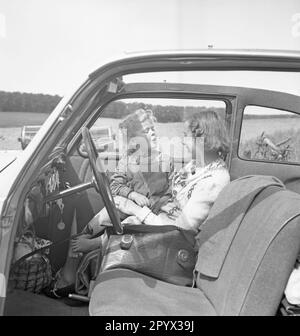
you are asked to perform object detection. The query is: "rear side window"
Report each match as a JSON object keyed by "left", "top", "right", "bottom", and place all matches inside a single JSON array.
[{"left": 239, "top": 106, "right": 300, "bottom": 164}]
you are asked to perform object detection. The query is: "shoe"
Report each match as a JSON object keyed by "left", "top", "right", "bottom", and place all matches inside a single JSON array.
[
  {"left": 43, "top": 269, "right": 75, "bottom": 299},
  {"left": 62, "top": 297, "right": 88, "bottom": 307},
  {"left": 43, "top": 279, "right": 75, "bottom": 299}
]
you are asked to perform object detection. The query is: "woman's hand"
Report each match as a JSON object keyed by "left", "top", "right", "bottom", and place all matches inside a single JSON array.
[
  {"left": 114, "top": 196, "right": 141, "bottom": 216},
  {"left": 121, "top": 215, "right": 142, "bottom": 225}
]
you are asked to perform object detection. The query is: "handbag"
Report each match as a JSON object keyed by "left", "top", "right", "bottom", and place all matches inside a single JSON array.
[
  {"left": 9, "top": 227, "right": 53, "bottom": 294},
  {"left": 100, "top": 224, "right": 197, "bottom": 287}
]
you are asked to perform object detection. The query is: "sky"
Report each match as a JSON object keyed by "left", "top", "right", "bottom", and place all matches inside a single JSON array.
[{"left": 0, "top": 0, "right": 300, "bottom": 96}]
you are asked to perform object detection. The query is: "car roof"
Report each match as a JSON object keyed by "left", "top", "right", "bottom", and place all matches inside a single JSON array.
[
  {"left": 123, "top": 48, "right": 300, "bottom": 58},
  {"left": 89, "top": 48, "right": 300, "bottom": 79}
]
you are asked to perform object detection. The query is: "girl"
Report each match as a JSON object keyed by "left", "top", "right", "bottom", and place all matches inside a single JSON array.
[
  {"left": 71, "top": 108, "right": 174, "bottom": 253},
  {"left": 45, "top": 108, "right": 173, "bottom": 298}
]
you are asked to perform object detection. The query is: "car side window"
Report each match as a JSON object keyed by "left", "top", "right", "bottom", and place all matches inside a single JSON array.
[
  {"left": 239, "top": 106, "right": 300, "bottom": 164},
  {"left": 88, "top": 98, "right": 227, "bottom": 159}
]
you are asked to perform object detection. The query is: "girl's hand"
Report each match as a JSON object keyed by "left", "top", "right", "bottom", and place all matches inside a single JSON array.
[
  {"left": 114, "top": 196, "right": 141, "bottom": 216},
  {"left": 128, "top": 191, "right": 150, "bottom": 207}
]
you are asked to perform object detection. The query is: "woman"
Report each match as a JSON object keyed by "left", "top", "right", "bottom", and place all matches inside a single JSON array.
[{"left": 114, "top": 110, "right": 230, "bottom": 233}]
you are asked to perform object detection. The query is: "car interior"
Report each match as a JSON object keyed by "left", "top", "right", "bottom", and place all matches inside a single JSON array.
[{"left": 3, "top": 70, "right": 300, "bottom": 316}]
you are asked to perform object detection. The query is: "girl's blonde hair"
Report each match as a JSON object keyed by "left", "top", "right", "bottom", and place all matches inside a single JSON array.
[
  {"left": 119, "top": 108, "right": 155, "bottom": 140},
  {"left": 119, "top": 108, "right": 156, "bottom": 154},
  {"left": 186, "top": 110, "right": 230, "bottom": 158}
]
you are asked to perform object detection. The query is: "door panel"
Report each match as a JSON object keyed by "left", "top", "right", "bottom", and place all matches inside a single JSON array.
[{"left": 230, "top": 159, "right": 300, "bottom": 192}]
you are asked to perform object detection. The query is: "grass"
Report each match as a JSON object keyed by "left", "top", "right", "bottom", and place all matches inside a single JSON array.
[
  {"left": 0, "top": 112, "right": 49, "bottom": 150},
  {"left": 0, "top": 113, "right": 186, "bottom": 152},
  {"left": 0, "top": 111, "right": 49, "bottom": 128}
]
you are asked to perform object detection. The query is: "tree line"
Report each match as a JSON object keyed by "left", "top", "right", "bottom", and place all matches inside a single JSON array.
[
  {"left": 0, "top": 91, "right": 62, "bottom": 113},
  {"left": 102, "top": 101, "right": 225, "bottom": 123},
  {"left": 0, "top": 91, "right": 225, "bottom": 123}
]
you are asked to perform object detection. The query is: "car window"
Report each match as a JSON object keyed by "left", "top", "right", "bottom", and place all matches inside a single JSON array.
[
  {"left": 239, "top": 106, "right": 300, "bottom": 164},
  {"left": 87, "top": 98, "right": 227, "bottom": 170}
]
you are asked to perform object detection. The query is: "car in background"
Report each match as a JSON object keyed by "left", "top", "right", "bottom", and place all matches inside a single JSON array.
[
  {"left": 90, "top": 126, "right": 116, "bottom": 152},
  {"left": 19, "top": 125, "right": 116, "bottom": 153},
  {"left": 84, "top": 126, "right": 116, "bottom": 153},
  {"left": 18, "top": 125, "right": 42, "bottom": 150}
]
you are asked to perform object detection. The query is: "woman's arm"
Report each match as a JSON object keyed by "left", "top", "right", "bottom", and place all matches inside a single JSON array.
[
  {"left": 114, "top": 197, "right": 174, "bottom": 227},
  {"left": 116, "top": 169, "right": 230, "bottom": 232},
  {"left": 170, "top": 170, "right": 230, "bottom": 231}
]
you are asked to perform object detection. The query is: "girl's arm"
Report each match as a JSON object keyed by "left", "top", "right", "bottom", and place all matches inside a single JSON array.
[{"left": 110, "top": 155, "right": 133, "bottom": 198}]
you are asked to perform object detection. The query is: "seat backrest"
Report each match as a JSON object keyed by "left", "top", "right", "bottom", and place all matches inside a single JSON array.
[{"left": 196, "top": 186, "right": 300, "bottom": 316}]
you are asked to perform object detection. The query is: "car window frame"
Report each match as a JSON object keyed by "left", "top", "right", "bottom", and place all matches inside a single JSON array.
[
  {"left": 237, "top": 104, "right": 300, "bottom": 167},
  {"left": 68, "top": 83, "right": 236, "bottom": 162}
]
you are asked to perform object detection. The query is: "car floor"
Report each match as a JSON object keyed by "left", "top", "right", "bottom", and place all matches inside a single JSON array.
[{"left": 4, "top": 290, "right": 89, "bottom": 316}]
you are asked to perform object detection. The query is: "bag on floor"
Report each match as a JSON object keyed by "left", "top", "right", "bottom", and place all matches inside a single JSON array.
[{"left": 9, "top": 227, "right": 53, "bottom": 294}]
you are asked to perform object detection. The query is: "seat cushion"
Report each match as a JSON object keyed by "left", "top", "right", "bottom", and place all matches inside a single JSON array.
[{"left": 89, "top": 269, "right": 217, "bottom": 316}]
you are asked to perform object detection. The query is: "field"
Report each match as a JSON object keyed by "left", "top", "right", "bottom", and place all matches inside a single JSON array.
[
  {"left": 1, "top": 112, "right": 300, "bottom": 163},
  {"left": 0, "top": 112, "right": 49, "bottom": 150},
  {"left": 0, "top": 111, "right": 49, "bottom": 127},
  {"left": 0, "top": 113, "right": 186, "bottom": 151}
]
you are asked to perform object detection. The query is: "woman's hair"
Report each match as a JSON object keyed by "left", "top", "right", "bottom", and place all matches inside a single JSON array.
[{"left": 186, "top": 110, "right": 230, "bottom": 158}]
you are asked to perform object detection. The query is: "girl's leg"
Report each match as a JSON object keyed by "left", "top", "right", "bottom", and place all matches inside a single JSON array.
[
  {"left": 56, "top": 209, "right": 81, "bottom": 287},
  {"left": 71, "top": 235, "right": 102, "bottom": 253},
  {"left": 83, "top": 207, "right": 111, "bottom": 236},
  {"left": 72, "top": 207, "right": 122, "bottom": 252}
]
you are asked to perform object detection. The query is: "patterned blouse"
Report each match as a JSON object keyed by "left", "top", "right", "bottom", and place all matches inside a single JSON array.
[{"left": 158, "top": 158, "right": 230, "bottom": 232}]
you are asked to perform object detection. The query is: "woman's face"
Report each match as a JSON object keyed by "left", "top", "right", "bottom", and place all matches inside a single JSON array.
[
  {"left": 182, "top": 121, "right": 205, "bottom": 163},
  {"left": 182, "top": 121, "right": 194, "bottom": 159}
]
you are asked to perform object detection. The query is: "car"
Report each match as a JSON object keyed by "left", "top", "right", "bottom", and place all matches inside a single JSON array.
[
  {"left": 18, "top": 125, "right": 42, "bottom": 150},
  {"left": 79, "top": 125, "right": 116, "bottom": 154},
  {"left": 1, "top": 50, "right": 300, "bottom": 316},
  {"left": 19, "top": 125, "right": 117, "bottom": 153}
]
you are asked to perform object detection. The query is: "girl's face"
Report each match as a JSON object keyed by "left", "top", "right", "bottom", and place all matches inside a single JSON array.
[
  {"left": 128, "top": 117, "right": 157, "bottom": 155},
  {"left": 141, "top": 118, "right": 158, "bottom": 149}
]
